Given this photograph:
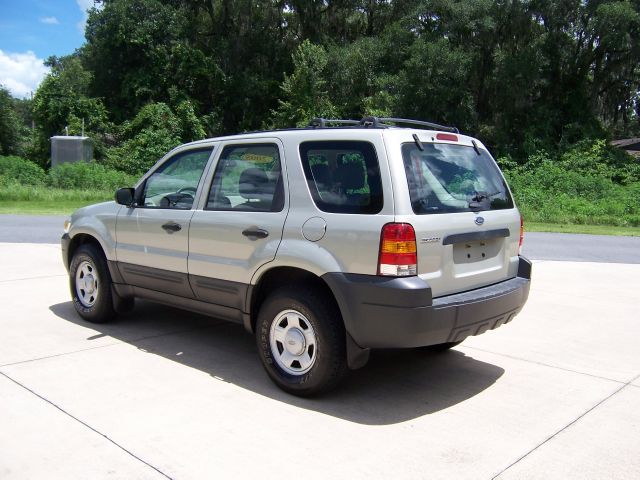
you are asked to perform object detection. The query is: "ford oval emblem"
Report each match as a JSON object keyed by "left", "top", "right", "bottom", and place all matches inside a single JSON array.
[{"left": 475, "top": 216, "right": 485, "bottom": 226}]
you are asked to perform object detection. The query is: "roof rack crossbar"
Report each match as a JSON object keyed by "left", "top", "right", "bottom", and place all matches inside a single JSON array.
[
  {"left": 308, "top": 118, "right": 361, "bottom": 128},
  {"left": 359, "top": 116, "right": 459, "bottom": 133}
]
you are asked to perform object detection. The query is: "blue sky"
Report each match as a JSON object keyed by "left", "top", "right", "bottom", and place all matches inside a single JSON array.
[{"left": 0, "top": 0, "right": 93, "bottom": 97}]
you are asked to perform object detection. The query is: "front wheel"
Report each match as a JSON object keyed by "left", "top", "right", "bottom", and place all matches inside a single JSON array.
[
  {"left": 69, "top": 244, "right": 116, "bottom": 323},
  {"left": 256, "top": 288, "right": 347, "bottom": 396}
]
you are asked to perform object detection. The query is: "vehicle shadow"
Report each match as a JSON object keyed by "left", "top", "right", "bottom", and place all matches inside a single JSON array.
[{"left": 49, "top": 300, "right": 504, "bottom": 425}]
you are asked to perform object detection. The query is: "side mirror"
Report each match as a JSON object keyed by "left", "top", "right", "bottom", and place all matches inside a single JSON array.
[{"left": 115, "top": 187, "right": 135, "bottom": 207}]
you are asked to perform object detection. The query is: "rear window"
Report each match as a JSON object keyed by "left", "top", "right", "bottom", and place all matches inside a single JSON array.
[
  {"left": 401, "top": 143, "right": 514, "bottom": 214},
  {"left": 300, "top": 141, "right": 383, "bottom": 214}
]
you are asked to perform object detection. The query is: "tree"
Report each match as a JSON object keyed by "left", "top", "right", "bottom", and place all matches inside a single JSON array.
[
  {"left": 105, "top": 101, "right": 205, "bottom": 174},
  {"left": 270, "top": 40, "right": 338, "bottom": 128},
  {"left": 31, "top": 55, "right": 109, "bottom": 164},
  {"left": 0, "top": 86, "right": 24, "bottom": 156}
]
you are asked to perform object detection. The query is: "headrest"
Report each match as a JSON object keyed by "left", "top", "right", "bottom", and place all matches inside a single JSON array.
[
  {"left": 310, "top": 163, "right": 331, "bottom": 187},
  {"left": 337, "top": 161, "right": 365, "bottom": 190},
  {"left": 239, "top": 168, "right": 270, "bottom": 199}
]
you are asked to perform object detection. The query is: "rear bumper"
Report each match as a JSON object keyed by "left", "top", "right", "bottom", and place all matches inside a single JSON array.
[{"left": 323, "top": 256, "right": 531, "bottom": 349}]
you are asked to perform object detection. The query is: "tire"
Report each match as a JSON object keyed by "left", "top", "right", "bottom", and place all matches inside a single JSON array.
[
  {"left": 256, "top": 287, "right": 347, "bottom": 396},
  {"left": 69, "top": 243, "right": 117, "bottom": 323}
]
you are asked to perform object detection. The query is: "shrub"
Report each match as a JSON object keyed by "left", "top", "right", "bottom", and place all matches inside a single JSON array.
[
  {"left": 0, "top": 155, "right": 47, "bottom": 186},
  {"left": 47, "top": 162, "right": 139, "bottom": 191},
  {"left": 558, "top": 139, "right": 640, "bottom": 185}
]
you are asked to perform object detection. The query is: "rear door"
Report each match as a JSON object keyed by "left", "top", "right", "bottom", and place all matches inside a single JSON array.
[
  {"left": 391, "top": 133, "right": 521, "bottom": 297},
  {"left": 187, "top": 140, "right": 288, "bottom": 309}
]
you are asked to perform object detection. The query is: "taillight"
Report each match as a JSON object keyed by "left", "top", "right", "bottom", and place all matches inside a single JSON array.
[
  {"left": 519, "top": 214, "right": 524, "bottom": 253},
  {"left": 436, "top": 133, "right": 458, "bottom": 142},
  {"left": 378, "top": 223, "right": 417, "bottom": 276}
]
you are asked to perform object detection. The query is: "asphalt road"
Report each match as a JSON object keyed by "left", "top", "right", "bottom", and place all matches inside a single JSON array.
[
  {"left": 2, "top": 214, "right": 639, "bottom": 263},
  {"left": 0, "top": 215, "right": 66, "bottom": 244}
]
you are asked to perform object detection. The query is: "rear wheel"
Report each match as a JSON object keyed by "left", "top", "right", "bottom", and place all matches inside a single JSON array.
[
  {"left": 69, "top": 244, "right": 116, "bottom": 323},
  {"left": 256, "top": 288, "right": 347, "bottom": 396}
]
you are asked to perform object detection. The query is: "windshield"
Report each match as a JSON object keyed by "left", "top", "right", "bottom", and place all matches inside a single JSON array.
[{"left": 401, "top": 142, "right": 513, "bottom": 214}]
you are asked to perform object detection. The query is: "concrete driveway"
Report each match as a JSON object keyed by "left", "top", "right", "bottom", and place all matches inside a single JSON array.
[{"left": 0, "top": 242, "right": 638, "bottom": 479}]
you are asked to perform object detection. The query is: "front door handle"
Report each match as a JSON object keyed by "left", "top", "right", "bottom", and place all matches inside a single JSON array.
[
  {"left": 162, "top": 222, "right": 182, "bottom": 234},
  {"left": 242, "top": 227, "right": 269, "bottom": 240}
]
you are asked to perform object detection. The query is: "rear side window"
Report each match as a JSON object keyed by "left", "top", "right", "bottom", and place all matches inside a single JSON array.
[
  {"left": 299, "top": 141, "right": 383, "bottom": 214},
  {"left": 402, "top": 143, "right": 514, "bottom": 214},
  {"left": 206, "top": 143, "right": 284, "bottom": 212}
]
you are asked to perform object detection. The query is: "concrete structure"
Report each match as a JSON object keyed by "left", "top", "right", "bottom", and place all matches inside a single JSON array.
[{"left": 50, "top": 136, "right": 93, "bottom": 167}]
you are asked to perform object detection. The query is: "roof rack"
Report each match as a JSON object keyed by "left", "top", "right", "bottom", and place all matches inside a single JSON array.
[
  {"left": 307, "top": 116, "right": 459, "bottom": 133},
  {"left": 308, "top": 118, "right": 360, "bottom": 128},
  {"left": 359, "top": 116, "right": 459, "bottom": 133}
]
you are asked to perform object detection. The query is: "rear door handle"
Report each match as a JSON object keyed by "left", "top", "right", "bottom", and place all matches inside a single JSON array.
[
  {"left": 162, "top": 222, "right": 182, "bottom": 234},
  {"left": 242, "top": 227, "right": 269, "bottom": 239}
]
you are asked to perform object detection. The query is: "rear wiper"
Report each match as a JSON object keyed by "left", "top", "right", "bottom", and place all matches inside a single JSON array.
[
  {"left": 468, "top": 190, "right": 501, "bottom": 209},
  {"left": 470, "top": 190, "right": 501, "bottom": 202},
  {"left": 471, "top": 139, "right": 481, "bottom": 156},
  {"left": 413, "top": 133, "right": 424, "bottom": 151}
]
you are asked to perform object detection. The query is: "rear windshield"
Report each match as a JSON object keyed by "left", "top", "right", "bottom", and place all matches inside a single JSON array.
[{"left": 401, "top": 143, "right": 513, "bottom": 214}]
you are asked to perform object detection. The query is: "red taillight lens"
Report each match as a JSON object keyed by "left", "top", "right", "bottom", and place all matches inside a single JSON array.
[
  {"left": 378, "top": 223, "right": 417, "bottom": 276},
  {"left": 436, "top": 133, "right": 458, "bottom": 142},
  {"left": 519, "top": 215, "right": 524, "bottom": 252}
]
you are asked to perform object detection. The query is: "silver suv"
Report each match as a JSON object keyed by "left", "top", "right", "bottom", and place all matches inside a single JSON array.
[{"left": 61, "top": 117, "right": 531, "bottom": 396}]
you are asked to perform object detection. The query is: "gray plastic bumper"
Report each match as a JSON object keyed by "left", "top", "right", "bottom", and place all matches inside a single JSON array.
[{"left": 323, "top": 256, "right": 532, "bottom": 349}]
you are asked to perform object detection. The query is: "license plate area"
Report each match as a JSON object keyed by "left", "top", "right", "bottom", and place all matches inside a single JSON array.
[{"left": 452, "top": 238, "right": 501, "bottom": 264}]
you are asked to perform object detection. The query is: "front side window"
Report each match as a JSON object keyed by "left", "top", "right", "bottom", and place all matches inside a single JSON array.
[
  {"left": 299, "top": 141, "right": 383, "bottom": 214},
  {"left": 141, "top": 148, "right": 212, "bottom": 209},
  {"left": 206, "top": 144, "right": 284, "bottom": 212},
  {"left": 401, "top": 143, "right": 514, "bottom": 214}
]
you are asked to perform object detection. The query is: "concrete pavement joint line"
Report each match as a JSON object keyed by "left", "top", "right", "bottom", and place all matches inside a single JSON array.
[
  {"left": 461, "top": 345, "right": 625, "bottom": 385},
  {"left": 0, "top": 274, "right": 67, "bottom": 283},
  {"left": 0, "top": 342, "right": 122, "bottom": 368},
  {"left": 0, "top": 324, "right": 226, "bottom": 369},
  {"left": 491, "top": 372, "right": 640, "bottom": 480},
  {"left": 0, "top": 370, "right": 174, "bottom": 480}
]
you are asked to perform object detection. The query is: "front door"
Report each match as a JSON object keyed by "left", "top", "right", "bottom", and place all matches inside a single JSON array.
[
  {"left": 188, "top": 141, "right": 288, "bottom": 309},
  {"left": 116, "top": 147, "right": 214, "bottom": 297}
]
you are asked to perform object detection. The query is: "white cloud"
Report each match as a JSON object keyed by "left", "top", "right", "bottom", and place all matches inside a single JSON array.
[
  {"left": 40, "top": 16, "right": 60, "bottom": 25},
  {"left": 0, "top": 50, "right": 50, "bottom": 98},
  {"left": 76, "top": 0, "right": 96, "bottom": 34}
]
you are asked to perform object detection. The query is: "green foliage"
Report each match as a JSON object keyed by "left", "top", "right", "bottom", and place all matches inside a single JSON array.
[
  {"left": 0, "top": 87, "right": 26, "bottom": 156},
  {"left": 505, "top": 149, "right": 640, "bottom": 227},
  {"left": 396, "top": 38, "right": 476, "bottom": 130},
  {"left": 270, "top": 41, "right": 338, "bottom": 128},
  {"left": 558, "top": 140, "right": 640, "bottom": 185},
  {"left": 105, "top": 101, "right": 205, "bottom": 174},
  {"left": 0, "top": 155, "right": 47, "bottom": 186},
  {"left": 47, "top": 162, "right": 138, "bottom": 191},
  {"left": 31, "top": 55, "right": 110, "bottom": 164}
]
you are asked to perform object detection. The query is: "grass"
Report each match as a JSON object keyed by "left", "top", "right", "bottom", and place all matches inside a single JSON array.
[
  {"left": 0, "top": 199, "right": 111, "bottom": 215},
  {"left": 526, "top": 222, "right": 640, "bottom": 237},
  {"left": 0, "top": 186, "right": 112, "bottom": 215}
]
